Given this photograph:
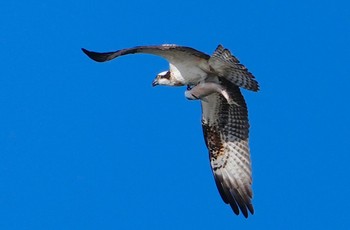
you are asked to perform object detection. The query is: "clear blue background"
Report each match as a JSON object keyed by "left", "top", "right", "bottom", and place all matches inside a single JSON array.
[{"left": 1, "top": 0, "right": 349, "bottom": 229}]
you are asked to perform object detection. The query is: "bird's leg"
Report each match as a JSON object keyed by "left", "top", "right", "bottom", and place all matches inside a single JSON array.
[
  {"left": 185, "top": 81, "right": 239, "bottom": 106},
  {"left": 185, "top": 84, "right": 206, "bottom": 101},
  {"left": 191, "top": 94, "right": 199, "bottom": 99}
]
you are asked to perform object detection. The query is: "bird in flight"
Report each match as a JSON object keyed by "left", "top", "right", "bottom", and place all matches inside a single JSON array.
[{"left": 82, "top": 44, "right": 259, "bottom": 218}]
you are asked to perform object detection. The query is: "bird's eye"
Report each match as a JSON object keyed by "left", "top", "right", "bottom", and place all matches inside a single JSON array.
[{"left": 161, "top": 71, "right": 171, "bottom": 79}]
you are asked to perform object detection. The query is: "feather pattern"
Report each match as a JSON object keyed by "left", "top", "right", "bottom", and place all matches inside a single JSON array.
[
  {"left": 201, "top": 78, "right": 254, "bottom": 218},
  {"left": 209, "top": 45, "right": 259, "bottom": 92}
]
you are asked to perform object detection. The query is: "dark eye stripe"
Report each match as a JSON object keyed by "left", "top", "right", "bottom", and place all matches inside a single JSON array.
[{"left": 161, "top": 71, "right": 171, "bottom": 79}]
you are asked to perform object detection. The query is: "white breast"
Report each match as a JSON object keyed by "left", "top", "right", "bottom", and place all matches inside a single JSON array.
[{"left": 169, "top": 60, "right": 209, "bottom": 85}]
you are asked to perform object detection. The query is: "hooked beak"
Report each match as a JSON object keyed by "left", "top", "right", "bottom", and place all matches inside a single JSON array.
[{"left": 152, "top": 78, "right": 159, "bottom": 87}]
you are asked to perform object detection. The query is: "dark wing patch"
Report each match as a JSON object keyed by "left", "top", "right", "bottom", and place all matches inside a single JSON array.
[
  {"left": 209, "top": 45, "right": 260, "bottom": 92},
  {"left": 82, "top": 45, "right": 209, "bottom": 63},
  {"left": 201, "top": 79, "right": 254, "bottom": 218},
  {"left": 82, "top": 48, "right": 118, "bottom": 62}
]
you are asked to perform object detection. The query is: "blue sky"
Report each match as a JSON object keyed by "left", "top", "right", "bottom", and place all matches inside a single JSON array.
[{"left": 1, "top": 0, "right": 350, "bottom": 229}]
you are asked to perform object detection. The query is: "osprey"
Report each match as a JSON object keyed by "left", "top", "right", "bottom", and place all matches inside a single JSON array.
[{"left": 82, "top": 44, "right": 259, "bottom": 218}]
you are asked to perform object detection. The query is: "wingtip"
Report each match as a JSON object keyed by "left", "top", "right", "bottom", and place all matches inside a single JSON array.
[
  {"left": 228, "top": 198, "right": 255, "bottom": 218},
  {"left": 242, "top": 212, "right": 248, "bottom": 219},
  {"left": 81, "top": 48, "right": 108, "bottom": 62},
  {"left": 81, "top": 47, "right": 88, "bottom": 54},
  {"left": 242, "top": 203, "right": 254, "bottom": 218},
  {"left": 230, "top": 203, "right": 251, "bottom": 218},
  {"left": 81, "top": 48, "right": 92, "bottom": 59},
  {"left": 81, "top": 48, "right": 95, "bottom": 60},
  {"left": 230, "top": 203, "right": 240, "bottom": 216},
  {"left": 251, "top": 83, "right": 260, "bottom": 92}
]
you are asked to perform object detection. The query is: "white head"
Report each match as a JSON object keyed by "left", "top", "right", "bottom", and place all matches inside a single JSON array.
[{"left": 152, "top": 70, "right": 183, "bottom": 87}]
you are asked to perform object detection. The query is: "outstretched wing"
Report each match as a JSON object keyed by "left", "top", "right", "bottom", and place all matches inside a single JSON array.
[
  {"left": 201, "top": 78, "right": 254, "bottom": 218},
  {"left": 82, "top": 44, "right": 209, "bottom": 63},
  {"left": 209, "top": 45, "right": 259, "bottom": 92}
]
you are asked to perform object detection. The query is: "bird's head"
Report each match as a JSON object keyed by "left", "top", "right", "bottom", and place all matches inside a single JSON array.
[
  {"left": 152, "top": 71, "right": 173, "bottom": 86},
  {"left": 152, "top": 70, "right": 184, "bottom": 87}
]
